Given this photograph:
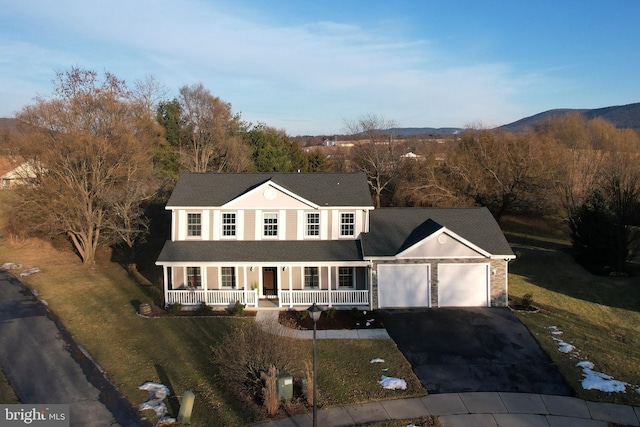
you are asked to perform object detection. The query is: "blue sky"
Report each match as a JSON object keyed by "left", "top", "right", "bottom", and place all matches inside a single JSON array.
[{"left": 1, "top": 1, "right": 638, "bottom": 135}]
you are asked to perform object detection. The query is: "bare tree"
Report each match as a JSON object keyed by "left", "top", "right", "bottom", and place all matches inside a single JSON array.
[
  {"left": 177, "top": 83, "right": 250, "bottom": 172},
  {"left": 344, "top": 114, "right": 400, "bottom": 207},
  {"left": 393, "top": 153, "right": 472, "bottom": 207},
  {"left": 9, "top": 67, "right": 161, "bottom": 264},
  {"left": 131, "top": 74, "right": 168, "bottom": 118},
  {"left": 446, "top": 127, "right": 554, "bottom": 222}
]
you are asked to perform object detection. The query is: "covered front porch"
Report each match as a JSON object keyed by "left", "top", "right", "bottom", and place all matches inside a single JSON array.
[{"left": 161, "top": 263, "right": 371, "bottom": 309}]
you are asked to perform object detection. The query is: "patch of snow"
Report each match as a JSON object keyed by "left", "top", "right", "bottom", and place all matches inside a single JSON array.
[
  {"left": 379, "top": 375, "right": 407, "bottom": 390},
  {"left": 20, "top": 267, "right": 41, "bottom": 277},
  {"left": 576, "top": 361, "right": 629, "bottom": 393},
  {"left": 549, "top": 327, "right": 577, "bottom": 354},
  {"left": 365, "top": 322, "right": 370, "bottom": 326},
  {"left": 138, "top": 382, "right": 176, "bottom": 424},
  {"left": 1, "top": 262, "right": 22, "bottom": 270},
  {"left": 370, "top": 358, "right": 385, "bottom": 363},
  {"left": 554, "top": 339, "right": 575, "bottom": 354}
]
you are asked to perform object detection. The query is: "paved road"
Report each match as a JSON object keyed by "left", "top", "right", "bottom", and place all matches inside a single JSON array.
[
  {"left": 0, "top": 271, "right": 146, "bottom": 427},
  {"left": 379, "top": 307, "right": 573, "bottom": 395}
]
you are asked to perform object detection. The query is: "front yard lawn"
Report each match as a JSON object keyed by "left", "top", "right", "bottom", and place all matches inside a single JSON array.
[
  {"left": 503, "top": 215, "right": 640, "bottom": 407},
  {"left": 0, "top": 238, "right": 424, "bottom": 426}
]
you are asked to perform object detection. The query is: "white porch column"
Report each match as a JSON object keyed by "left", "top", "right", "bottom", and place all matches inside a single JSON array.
[
  {"left": 243, "top": 266, "right": 248, "bottom": 306},
  {"left": 327, "top": 266, "right": 332, "bottom": 307},
  {"left": 289, "top": 267, "right": 293, "bottom": 308},
  {"left": 162, "top": 266, "right": 169, "bottom": 307},
  {"left": 202, "top": 266, "right": 208, "bottom": 304}
]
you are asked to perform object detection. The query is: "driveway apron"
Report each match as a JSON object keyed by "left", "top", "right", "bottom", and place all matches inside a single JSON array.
[
  {"left": 379, "top": 307, "right": 573, "bottom": 395},
  {"left": 0, "top": 271, "right": 145, "bottom": 427}
]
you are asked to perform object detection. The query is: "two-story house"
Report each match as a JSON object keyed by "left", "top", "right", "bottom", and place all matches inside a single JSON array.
[{"left": 156, "top": 172, "right": 515, "bottom": 310}]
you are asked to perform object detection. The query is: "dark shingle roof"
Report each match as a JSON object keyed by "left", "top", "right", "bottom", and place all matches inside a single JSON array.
[
  {"left": 362, "top": 207, "right": 515, "bottom": 258},
  {"left": 166, "top": 172, "right": 373, "bottom": 208},
  {"left": 157, "top": 240, "right": 365, "bottom": 263}
]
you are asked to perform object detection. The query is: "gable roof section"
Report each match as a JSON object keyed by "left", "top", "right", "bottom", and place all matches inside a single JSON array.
[
  {"left": 361, "top": 207, "right": 515, "bottom": 259},
  {"left": 166, "top": 172, "right": 373, "bottom": 208},
  {"left": 156, "top": 240, "right": 365, "bottom": 264}
]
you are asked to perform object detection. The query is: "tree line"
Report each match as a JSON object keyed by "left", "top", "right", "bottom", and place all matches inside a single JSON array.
[
  {"left": 2, "top": 67, "right": 639, "bottom": 273},
  {"left": 346, "top": 113, "right": 640, "bottom": 274}
]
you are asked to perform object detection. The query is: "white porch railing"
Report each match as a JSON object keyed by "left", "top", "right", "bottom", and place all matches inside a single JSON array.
[
  {"left": 167, "top": 289, "right": 258, "bottom": 308},
  {"left": 280, "top": 290, "right": 369, "bottom": 307}
]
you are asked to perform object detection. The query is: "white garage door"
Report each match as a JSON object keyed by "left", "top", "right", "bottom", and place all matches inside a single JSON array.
[
  {"left": 377, "top": 264, "right": 430, "bottom": 308},
  {"left": 438, "top": 263, "right": 489, "bottom": 307}
]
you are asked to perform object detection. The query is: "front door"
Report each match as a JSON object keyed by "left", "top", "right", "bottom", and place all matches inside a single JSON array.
[{"left": 262, "top": 267, "right": 278, "bottom": 297}]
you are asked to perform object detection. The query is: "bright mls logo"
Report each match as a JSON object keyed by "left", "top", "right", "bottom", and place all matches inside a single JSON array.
[{"left": 0, "top": 405, "right": 69, "bottom": 426}]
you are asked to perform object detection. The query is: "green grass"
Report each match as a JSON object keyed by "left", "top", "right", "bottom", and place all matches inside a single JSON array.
[
  {"left": 0, "top": 367, "right": 19, "bottom": 404},
  {"left": 503, "top": 215, "right": 640, "bottom": 406},
  {"left": 0, "top": 234, "right": 424, "bottom": 425}
]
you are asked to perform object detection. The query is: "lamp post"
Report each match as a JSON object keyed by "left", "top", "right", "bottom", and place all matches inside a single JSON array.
[{"left": 307, "top": 303, "right": 322, "bottom": 427}]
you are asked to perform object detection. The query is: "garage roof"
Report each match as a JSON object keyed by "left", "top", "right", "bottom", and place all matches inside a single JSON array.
[
  {"left": 166, "top": 172, "right": 374, "bottom": 208},
  {"left": 361, "top": 207, "right": 515, "bottom": 258}
]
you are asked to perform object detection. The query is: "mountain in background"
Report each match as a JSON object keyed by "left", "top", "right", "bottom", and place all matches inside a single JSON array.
[
  {"left": 387, "top": 127, "right": 463, "bottom": 136},
  {"left": 500, "top": 102, "right": 640, "bottom": 133},
  {"left": 3, "top": 102, "right": 640, "bottom": 138}
]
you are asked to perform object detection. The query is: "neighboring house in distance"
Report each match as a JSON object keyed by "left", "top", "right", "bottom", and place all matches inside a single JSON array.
[
  {"left": 0, "top": 156, "right": 36, "bottom": 189},
  {"left": 156, "top": 172, "right": 515, "bottom": 310}
]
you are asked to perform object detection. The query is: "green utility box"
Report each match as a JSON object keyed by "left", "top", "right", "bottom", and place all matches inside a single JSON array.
[{"left": 276, "top": 373, "right": 293, "bottom": 400}]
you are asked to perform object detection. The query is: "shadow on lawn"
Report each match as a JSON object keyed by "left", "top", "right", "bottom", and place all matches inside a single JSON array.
[
  {"left": 506, "top": 232, "right": 640, "bottom": 312},
  {"left": 154, "top": 364, "right": 180, "bottom": 417}
]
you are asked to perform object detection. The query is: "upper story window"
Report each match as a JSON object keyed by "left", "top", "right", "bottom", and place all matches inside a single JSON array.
[
  {"left": 338, "top": 267, "right": 354, "bottom": 288},
  {"left": 340, "top": 212, "right": 355, "bottom": 237},
  {"left": 187, "top": 213, "right": 201, "bottom": 237},
  {"left": 306, "top": 212, "right": 320, "bottom": 237},
  {"left": 222, "top": 213, "right": 236, "bottom": 237},
  {"left": 304, "top": 267, "right": 319, "bottom": 288},
  {"left": 263, "top": 212, "right": 278, "bottom": 237},
  {"left": 220, "top": 267, "right": 236, "bottom": 288}
]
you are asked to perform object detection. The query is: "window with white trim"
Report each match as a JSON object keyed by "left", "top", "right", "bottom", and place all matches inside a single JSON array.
[
  {"left": 306, "top": 212, "right": 320, "bottom": 237},
  {"left": 222, "top": 213, "right": 236, "bottom": 237},
  {"left": 187, "top": 267, "right": 201, "bottom": 288},
  {"left": 338, "top": 267, "right": 354, "bottom": 288},
  {"left": 304, "top": 267, "right": 319, "bottom": 288},
  {"left": 340, "top": 212, "right": 354, "bottom": 237},
  {"left": 187, "top": 213, "right": 201, "bottom": 237},
  {"left": 221, "top": 267, "right": 236, "bottom": 288},
  {"left": 263, "top": 212, "right": 278, "bottom": 237}
]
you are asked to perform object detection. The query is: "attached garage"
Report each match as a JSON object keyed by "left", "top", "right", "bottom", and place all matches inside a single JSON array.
[
  {"left": 377, "top": 264, "right": 430, "bottom": 308},
  {"left": 438, "top": 263, "right": 490, "bottom": 307},
  {"left": 363, "top": 208, "right": 515, "bottom": 310}
]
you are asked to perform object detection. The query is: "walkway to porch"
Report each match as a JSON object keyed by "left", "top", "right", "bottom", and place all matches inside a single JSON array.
[{"left": 255, "top": 310, "right": 390, "bottom": 339}]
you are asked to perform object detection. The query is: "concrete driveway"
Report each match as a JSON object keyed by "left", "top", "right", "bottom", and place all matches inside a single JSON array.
[{"left": 378, "top": 308, "right": 573, "bottom": 395}]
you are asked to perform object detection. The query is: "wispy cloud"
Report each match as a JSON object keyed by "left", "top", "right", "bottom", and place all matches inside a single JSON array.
[{"left": 1, "top": 0, "right": 534, "bottom": 134}]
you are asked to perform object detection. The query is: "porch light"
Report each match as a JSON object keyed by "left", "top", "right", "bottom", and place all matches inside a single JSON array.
[{"left": 307, "top": 302, "right": 323, "bottom": 427}]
